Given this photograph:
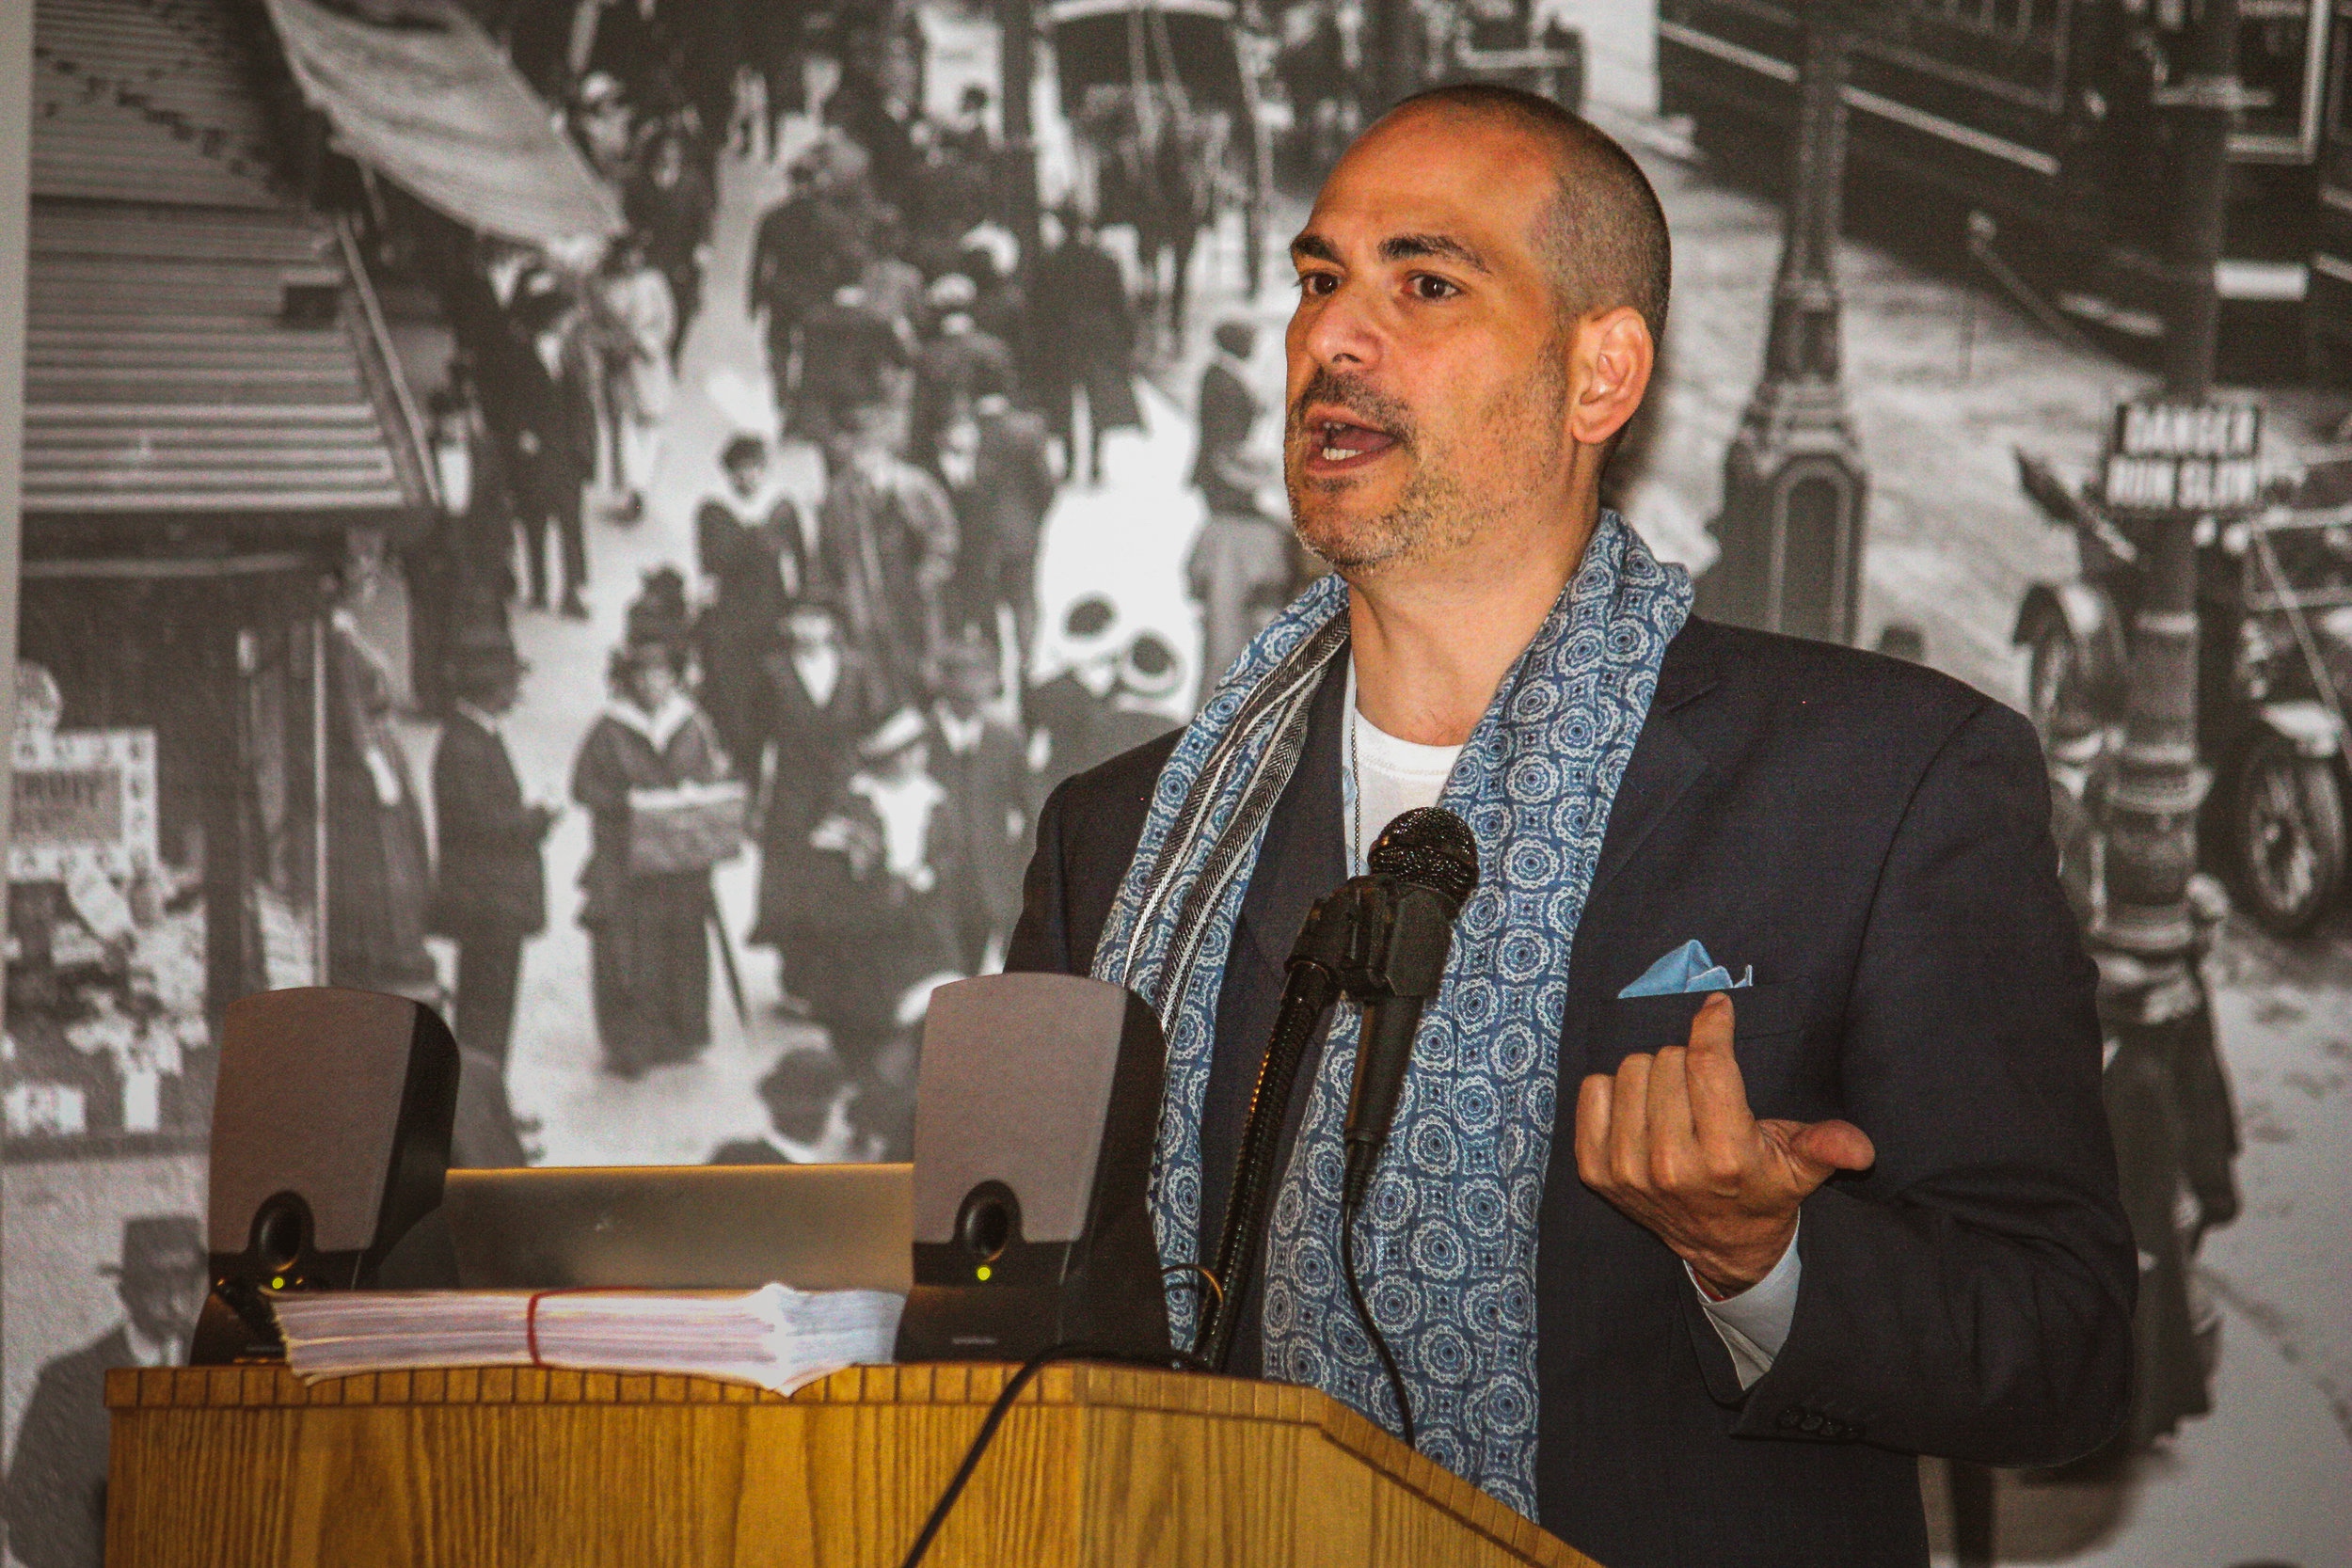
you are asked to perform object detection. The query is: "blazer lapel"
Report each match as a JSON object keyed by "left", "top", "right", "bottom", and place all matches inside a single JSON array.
[
  {"left": 1585, "top": 619, "right": 1723, "bottom": 909},
  {"left": 1235, "top": 659, "right": 1348, "bottom": 982}
]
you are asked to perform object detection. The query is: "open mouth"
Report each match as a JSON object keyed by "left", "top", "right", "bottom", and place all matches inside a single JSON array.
[{"left": 1302, "top": 415, "right": 1400, "bottom": 473}]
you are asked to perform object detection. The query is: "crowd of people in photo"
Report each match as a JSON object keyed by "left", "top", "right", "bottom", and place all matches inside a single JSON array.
[{"left": 313, "top": 3, "right": 1315, "bottom": 1168}]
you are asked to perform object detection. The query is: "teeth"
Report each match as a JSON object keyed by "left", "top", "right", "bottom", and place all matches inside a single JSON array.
[{"left": 1322, "top": 446, "right": 1350, "bottom": 461}]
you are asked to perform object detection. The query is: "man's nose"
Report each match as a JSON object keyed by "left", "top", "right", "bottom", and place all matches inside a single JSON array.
[{"left": 1296, "top": 282, "right": 1383, "bottom": 373}]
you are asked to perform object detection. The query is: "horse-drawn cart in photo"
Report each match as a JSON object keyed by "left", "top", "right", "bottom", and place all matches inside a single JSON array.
[{"left": 2016, "top": 450, "right": 2352, "bottom": 938}]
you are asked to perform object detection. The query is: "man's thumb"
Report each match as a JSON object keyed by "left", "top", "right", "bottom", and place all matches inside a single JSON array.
[{"left": 1788, "top": 1117, "right": 1877, "bottom": 1177}]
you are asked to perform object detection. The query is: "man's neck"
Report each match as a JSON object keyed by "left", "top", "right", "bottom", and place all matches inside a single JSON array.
[{"left": 1344, "top": 498, "right": 1601, "bottom": 747}]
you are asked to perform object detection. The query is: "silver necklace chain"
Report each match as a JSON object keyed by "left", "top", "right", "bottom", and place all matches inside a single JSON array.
[{"left": 1346, "top": 699, "right": 1362, "bottom": 876}]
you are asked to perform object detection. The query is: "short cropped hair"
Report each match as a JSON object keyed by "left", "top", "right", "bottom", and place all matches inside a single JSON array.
[{"left": 1390, "top": 84, "right": 1671, "bottom": 347}]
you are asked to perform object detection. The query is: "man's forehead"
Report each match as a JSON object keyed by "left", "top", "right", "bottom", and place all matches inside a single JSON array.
[{"left": 1295, "top": 111, "right": 1556, "bottom": 265}]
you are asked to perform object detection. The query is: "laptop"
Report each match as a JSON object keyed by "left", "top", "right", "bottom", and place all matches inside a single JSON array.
[{"left": 440, "top": 1163, "right": 912, "bottom": 1293}]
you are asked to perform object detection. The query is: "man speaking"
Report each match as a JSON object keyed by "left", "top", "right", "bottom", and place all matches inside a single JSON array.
[{"left": 1008, "top": 86, "right": 2132, "bottom": 1566}]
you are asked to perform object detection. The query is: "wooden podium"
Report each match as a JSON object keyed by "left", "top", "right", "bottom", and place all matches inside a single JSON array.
[{"left": 104, "top": 1362, "right": 1596, "bottom": 1566}]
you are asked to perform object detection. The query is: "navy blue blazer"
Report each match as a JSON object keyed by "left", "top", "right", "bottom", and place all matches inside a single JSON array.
[{"left": 1006, "top": 614, "right": 2135, "bottom": 1567}]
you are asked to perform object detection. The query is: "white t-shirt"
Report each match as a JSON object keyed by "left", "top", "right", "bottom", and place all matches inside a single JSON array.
[{"left": 1347, "top": 699, "right": 1465, "bottom": 874}]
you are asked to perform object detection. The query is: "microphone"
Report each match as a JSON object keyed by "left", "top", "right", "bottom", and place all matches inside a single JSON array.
[
  {"left": 1342, "top": 809, "right": 1479, "bottom": 1206},
  {"left": 1332, "top": 808, "right": 1476, "bottom": 1449}
]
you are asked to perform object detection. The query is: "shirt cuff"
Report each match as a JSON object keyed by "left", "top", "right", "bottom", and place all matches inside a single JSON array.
[{"left": 1689, "top": 1222, "right": 1802, "bottom": 1391}]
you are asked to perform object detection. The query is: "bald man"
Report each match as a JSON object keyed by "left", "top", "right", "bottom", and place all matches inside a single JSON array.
[{"left": 1009, "top": 86, "right": 2131, "bottom": 1566}]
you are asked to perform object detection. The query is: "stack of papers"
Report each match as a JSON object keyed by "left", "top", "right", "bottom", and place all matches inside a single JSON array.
[{"left": 270, "top": 1286, "right": 903, "bottom": 1395}]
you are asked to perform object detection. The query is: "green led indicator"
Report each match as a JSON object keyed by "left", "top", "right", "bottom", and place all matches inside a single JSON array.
[
  {"left": 270, "top": 1276, "right": 284, "bottom": 1291},
  {"left": 976, "top": 1264, "right": 992, "bottom": 1282}
]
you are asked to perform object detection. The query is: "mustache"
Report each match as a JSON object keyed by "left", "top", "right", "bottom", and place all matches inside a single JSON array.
[{"left": 1288, "top": 369, "right": 1413, "bottom": 444}]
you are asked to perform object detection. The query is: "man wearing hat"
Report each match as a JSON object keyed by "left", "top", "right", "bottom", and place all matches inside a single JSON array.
[
  {"left": 909, "top": 273, "right": 1014, "bottom": 469},
  {"left": 1098, "top": 630, "right": 1188, "bottom": 759},
  {"left": 1186, "top": 318, "right": 1303, "bottom": 694},
  {"left": 507, "top": 272, "right": 595, "bottom": 621},
  {"left": 707, "top": 1047, "right": 876, "bottom": 1165},
  {"left": 938, "top": 390, "right": 1055, "bottom": 663},
  {"left": 1032, "top": 206, "right": 1139, "bottom": 485},
  {"left": 795, "top": 284, "right": 909, "bottom": 444},
  {"left": 428, "top": 633, "right": 556, "bottom": 1083},
  {"left": 4, "top": 1216, "right": 203, "bottom": 1568},
  {"left": 811, "top": 431, "right": 959, "bottom": 696},
  {"left": 749, "top": 158, "right": 871, "bottom": 426}
]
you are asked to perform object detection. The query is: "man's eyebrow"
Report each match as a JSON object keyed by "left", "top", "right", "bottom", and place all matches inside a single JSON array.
[
  {"left": 1289, "top": 230, "right": 1492, "bottom": 276},
  {"left": 1378, "top": 232, "right": 1490, "bottom": 273}
]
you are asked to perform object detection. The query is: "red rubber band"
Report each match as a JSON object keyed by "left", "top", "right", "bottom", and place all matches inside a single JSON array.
[{"left": 523, "top": 1288, "right": 613, "bottom": 1369}]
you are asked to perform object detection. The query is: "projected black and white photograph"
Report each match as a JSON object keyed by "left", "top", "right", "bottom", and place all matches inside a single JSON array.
[{"left": 2, "top": 0, "right": 2349, "bottom": 1562}]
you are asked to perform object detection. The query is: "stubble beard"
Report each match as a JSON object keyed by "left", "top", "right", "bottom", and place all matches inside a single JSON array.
[{"left": 1284, "top": 358, "right": 1570, "bottom": 575}]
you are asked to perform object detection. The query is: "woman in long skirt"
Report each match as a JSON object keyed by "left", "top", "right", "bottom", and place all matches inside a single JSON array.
[{"left": 571, "top": 638, "right": 727, "bottom": 1077}]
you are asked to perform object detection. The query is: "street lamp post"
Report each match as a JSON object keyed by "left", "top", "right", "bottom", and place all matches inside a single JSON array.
[
  {"left": 2066, "top": 0, "right": 2249, "bottom": 1485},
  {"left": 1697, "top": 0, "right": 1869, "bottom": 645},
  {"left": 2102, "top": 0, "right": 2240, "bottom": 963}
]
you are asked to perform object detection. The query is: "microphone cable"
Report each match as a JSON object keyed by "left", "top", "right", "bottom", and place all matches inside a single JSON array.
[
  {"left": 1200, "top": 956, "right": 1341, "bottom": 1369},
  {"left": 895, "top": 1341, "right": 1211, "bottom": 1568},
  {"left": 1338, "top": 1191, "right": 1416, "bottom": 1453}
]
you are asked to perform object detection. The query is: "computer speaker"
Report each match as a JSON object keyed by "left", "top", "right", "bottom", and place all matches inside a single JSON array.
[
  {"left": 892, "top": 973, "right": 1171, "bottom": 1363},
  {"left": 190, "top": 987, "right": 459, "bottom": 1363}
]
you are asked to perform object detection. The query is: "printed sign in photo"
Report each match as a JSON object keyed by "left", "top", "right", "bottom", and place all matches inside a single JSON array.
[{"left": 8, "top": 730, "right": 159, "bottom": 884}]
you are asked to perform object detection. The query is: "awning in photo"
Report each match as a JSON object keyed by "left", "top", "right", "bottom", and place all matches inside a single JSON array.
[{"left": 262, "top": 0, "right": 623, "bottom": 250}]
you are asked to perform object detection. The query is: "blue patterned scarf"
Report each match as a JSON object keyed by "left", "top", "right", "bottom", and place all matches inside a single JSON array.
[{"left": 1091, "top": 512, "right": 1691, "bottom": 1515}]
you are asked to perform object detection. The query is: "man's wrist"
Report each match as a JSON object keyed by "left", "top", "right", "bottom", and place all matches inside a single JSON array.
[
  {"left": 1690, "top": 1220, "right": 1804, "bottom": 1386},
  {"left": 1686, "top": 1218, "right": 1799, "bottom": 1299}
]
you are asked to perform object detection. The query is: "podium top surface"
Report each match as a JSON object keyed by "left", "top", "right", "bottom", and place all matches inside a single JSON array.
[{"left": 109, "top": 1362, "right": 1592, "bottom": 1567}]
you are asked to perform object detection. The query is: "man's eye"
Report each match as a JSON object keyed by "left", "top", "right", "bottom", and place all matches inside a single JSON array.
[
  {"left": 1409, "top": 275, "right": 1460, "bottom": 301},
  {"left": 1295, "top": 272, "right": 1338, "bottom": 297}
]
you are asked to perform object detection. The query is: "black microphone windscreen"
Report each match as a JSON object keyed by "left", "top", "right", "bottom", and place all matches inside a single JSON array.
[{"left": 1368, "top": 807, "right": 1479, "bottom": 909}]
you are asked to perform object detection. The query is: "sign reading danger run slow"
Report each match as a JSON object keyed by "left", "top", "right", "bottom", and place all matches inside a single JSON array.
[{"left": 2101, "top": 401, "right": 2263, "bottom": 514}]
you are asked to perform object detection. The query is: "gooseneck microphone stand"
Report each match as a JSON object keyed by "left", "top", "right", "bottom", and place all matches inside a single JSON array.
[
  {"left": 1195, "top": 884, "right": 1360, "bottom": 1372},
  {"left": 1194, "top": 809, "right": 1481, "bottom": 1449}
]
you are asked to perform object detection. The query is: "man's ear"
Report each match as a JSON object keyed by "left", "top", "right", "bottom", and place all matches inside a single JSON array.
[{"left": 1565, "top": 306, "right": 1655, "bottom": 450}]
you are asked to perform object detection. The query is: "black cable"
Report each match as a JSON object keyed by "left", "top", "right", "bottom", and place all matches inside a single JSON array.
[
  {"left": 896, "top": 1342, "right": 1210, "bottom": 1568},
  {"left": 896, "top": 1342, "right": 1073, "bottom": 1568},
  {"left": 1162, "top": 1261, "right": 1224, "bottom": 1315},
  {"left": 1339, "top": 1196, "right": 1415, "bottom": 1452}
]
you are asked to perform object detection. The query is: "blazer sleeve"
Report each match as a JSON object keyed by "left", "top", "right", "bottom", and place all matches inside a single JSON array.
[{"left": 1724, "top": 702, "right": 2137, "bottom": 1465}]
